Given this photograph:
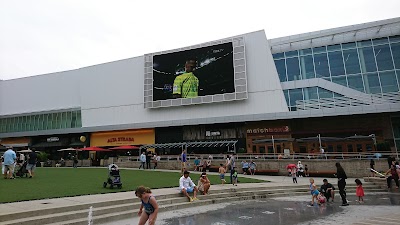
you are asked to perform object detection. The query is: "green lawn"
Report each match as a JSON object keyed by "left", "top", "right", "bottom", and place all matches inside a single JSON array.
[{"left": 0, "top": 168, "right": 264, "bottom": 203}]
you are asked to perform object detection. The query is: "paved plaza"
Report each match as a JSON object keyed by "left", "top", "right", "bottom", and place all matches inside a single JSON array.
[{"left": 104, "top": 192, "right": 400, "bottom": 225}]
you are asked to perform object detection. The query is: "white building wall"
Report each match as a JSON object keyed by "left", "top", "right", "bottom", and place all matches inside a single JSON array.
[
  {"left": 0, "top": 70, "right": 81, "bottom": 116},
  {"left": 80, "top": 30, "right": 288, "bottom": 128}
]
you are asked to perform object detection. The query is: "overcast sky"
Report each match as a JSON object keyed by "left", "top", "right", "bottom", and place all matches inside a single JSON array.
[{"left": 1, "top": 0, "right": 399, "bottom": 80}]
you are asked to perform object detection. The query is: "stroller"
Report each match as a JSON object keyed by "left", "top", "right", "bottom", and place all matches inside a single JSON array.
[
  {"left": 103, "top": 164, "right": 122, "bottom": 189},
  {"left": 15, "top": 161, "right": 29, "bottom": 178}
]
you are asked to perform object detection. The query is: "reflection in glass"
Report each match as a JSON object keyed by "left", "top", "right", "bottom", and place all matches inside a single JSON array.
[
  {"left": 314, "top": 53, "right": 330, "bottom": 77},
  {"left": 372, "top": 37, "right": 389, "bottom": 46},
  {"left": 358, "top": 47, "right": 377, "bottom": 73},
  {"left": 288, "top": 89, "right": 303, "bottom": 107},
  {"left": 286, "top": 57, "right": 301, "bottom": 81},
  {"left": 332, "top": 76, "right": 347, "bottom": 87},
  {"left": 285, "top": 50, "right": 298, "bottom": 58},
  {"left": 275, "top": 59, "right": 287, "bottom": 82},
  {"left": 341, "top": 42, "right": 357, "bottom": 50},
  {"left": 300, "top": 55, "right": 315, "bottom": 79},
  {"left": 391, "top": 42, "right": 400, "bottom": 69},
  {"left": 374, "top": 45, "right": 394, "bottom": 71},
  {"left": 343, "top": 49, "right": 361, "bottom": 74},
  {"left": 303, "top": 87, "right": 318, "bottom": 100},
  {"left": 273, "top": 53, "right": 284, "bottom": 59},
  {"left": 363, "top": 73, "right": 381, "bottom": 94},
  {"left": 379, "top": 71, "right": 399, "bottom": 92},
  {"left": 328, "top": 51, "right": 345, "bottom": 76},
  {"left": 299, "top": 48, "right": 312, "bottom": 55},
  {"left": 318, "top": 88, "right": 334, "bottom": 99}
]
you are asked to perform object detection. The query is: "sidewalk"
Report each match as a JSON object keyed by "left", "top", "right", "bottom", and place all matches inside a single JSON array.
[{"left": 0, "top": 168, "right": 329, "bottom": 217}]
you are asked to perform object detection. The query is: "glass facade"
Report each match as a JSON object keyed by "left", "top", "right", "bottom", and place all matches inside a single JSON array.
[
  {"left": 273, "top": 35, "right": 400, "bottom": 95},
  {"left": 274, "top": 35, "right": 400, "bottom": 111},
  {"left": 0, "top": 110, "right": 82, "bottom": 133},
  {"left": 284, "top": 87, "right": 343, "bottom": 111}
]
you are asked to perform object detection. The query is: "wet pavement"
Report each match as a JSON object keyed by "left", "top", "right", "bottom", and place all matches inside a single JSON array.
[{"left": 105, "top": 192, "right": 400, "bottom": 225}]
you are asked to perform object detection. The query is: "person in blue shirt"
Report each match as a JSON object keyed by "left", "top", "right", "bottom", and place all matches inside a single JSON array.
[
  {"left": 3, "top": 147, "right": 16, "bottom": 179},
  {"left": 241, "top": 160, "right": 249, "bottom": 175},
  {"left": 194, "top": 157, "right": 200, "bottom": 171},
  {"left": 181, "top": 149, "right": 187, "bottom": 175}
]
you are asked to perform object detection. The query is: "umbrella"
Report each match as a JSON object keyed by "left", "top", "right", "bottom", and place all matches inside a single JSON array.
[
  {"left": 286, "top": 164, "right": 297, "bottom": 169},
  {"left": 79, "top": 146, "right": 111, "bottom": 152},
  {"left": 18, "top": 149, "right": 33, "bottom": 153},
  {"left": 57, "top": 148, "right": 81, "bottom": 152},
  {"left": 109, "top": 145, "right": 140, "bottom": 150}
]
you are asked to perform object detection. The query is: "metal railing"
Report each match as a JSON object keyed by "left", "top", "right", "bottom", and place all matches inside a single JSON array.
[{"left": 295, "top": 91, "right": 400, "bottom": 110}]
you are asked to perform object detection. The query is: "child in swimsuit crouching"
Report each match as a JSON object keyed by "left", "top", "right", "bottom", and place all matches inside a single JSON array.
[{"left": 135, "top": 186, "right": 159, "bottom": 225}]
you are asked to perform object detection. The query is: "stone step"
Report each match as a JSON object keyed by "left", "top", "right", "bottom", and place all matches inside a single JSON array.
[{"left": 0, "top": 184, "right": 382, "bottom": 225}]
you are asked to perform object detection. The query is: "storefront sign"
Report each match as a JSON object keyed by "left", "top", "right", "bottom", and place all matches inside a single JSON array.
[
  {"left": 107, "top": 137, "right": 134, "bottom": 143},
  {"left": 247, "top": 126, "right": 290, "bottom": 135},
  {"left": 91, "top": 129, "right": 155, "bottom": 147},
  {"left": 206, "top": 131, "right": 221, "bottom": 137},
  {"left": 47, "top": 137, "right": 60, "bottom": 142}
]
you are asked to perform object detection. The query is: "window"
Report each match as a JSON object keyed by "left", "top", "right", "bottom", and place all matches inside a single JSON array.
[
  {"left": 358, "top": 47, "right": 377, "bottom": 73},
  {"left": 318, "top": 88, "right": 333, "bottom": 99},
  {"left": 343, "top": 49, "right": 361, "bottom": 74},
  {"left": 347, "top": 74, "right": 365, "bottom": 92},
  {"left": 379, "top": 71, "right": 399, "bottom": 92},
  {"left": 286, "top": 57, "right": 301, "bottom": 81},
  {"left": 300, "top": 55, "right": 315, "bottom": 79},
  {"left": 336, "top": 145, "right": 343, "bottom": 152},
  {"left": 374, "top": 45, "right": 394, "bottom": 71},
  {"left": 275, "top": 59, "right": 287, "bottom": 82},
  {"left": 391, "top": 42, "right": 400, "bottom": 69},
  {"left": 347, "top": 144, "right": 354, "bottom": 152},
  {"left": 327, "top": 44, "right": 341, "bottom": 52},
  {"left": 372, "top": 37, "right": 389, "bottom": 46},
  {"left": 303, "top": 87, "right": 318, "bottom": 100},
  {"left": 299, "top": 48, "right": 312, "bottom": 55},
  {"left": 389, "top": 35, "right": 400, "bottom": 43},
  {"left": 332, "top": 76, "right": 347, "bottom": 87},
  {"left": 342, "top": 42, "right": 357, "bottom": 50},
  {"left": 314, "top": 53, "right": 330, "bottom": 78},
  {"left": 285, "top": 50, "right": 298, "bottom": 58},
  {"left": 288, "top": 89, "right": 303, "bottom": 110},
  {"left": 357, "top": 39, "right": 372, "bottom": 47},
  {"left": 363, "top": 73, "right": 381, "bottom": 94},
  {"left": 328, "top": 51, "right": 345, "bottom": 76},
  {"left": 273, "top": 53, "right": 284, "bottom": 59}
]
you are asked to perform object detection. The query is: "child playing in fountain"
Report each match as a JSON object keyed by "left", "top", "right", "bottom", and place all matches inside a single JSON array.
[{"left": 309, "top": 178, "right": 319, "bottom": 206}]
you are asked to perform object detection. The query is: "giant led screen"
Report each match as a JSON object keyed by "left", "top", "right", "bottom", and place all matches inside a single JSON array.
[
  {"left": 152, "top": 42, "right": 234, "bottom": 101},
  {"left": 144, "top": 37, "right": 247, "bottom": 108}
]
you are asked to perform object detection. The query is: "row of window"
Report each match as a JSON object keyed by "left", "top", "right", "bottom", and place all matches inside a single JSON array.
[
  {"left": 0, "top": 110, "right": 82, "bottom": 133},
  {"left": 284, "top": 87, "right": 343, "bottom": 111},
  {"left": 274, "top": 35, "right": 400, "bottom": 94}
]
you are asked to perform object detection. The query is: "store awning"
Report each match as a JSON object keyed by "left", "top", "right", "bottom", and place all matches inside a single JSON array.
[
  {"left": 296, "top": 137, "right": 345, "bottom": 142},
  {"left": 31, "top": 141, "right": 67, "bottom": 148},
  {"left": 140, "top": 140, "right": 238, "bottom": 150},
  {"left": 253, "top": 138, "right": 295, "bottom": 144}
]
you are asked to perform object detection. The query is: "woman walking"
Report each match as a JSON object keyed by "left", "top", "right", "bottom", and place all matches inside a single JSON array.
[{"left": 335, "top": 162, "right": 349, "bottom": 206}]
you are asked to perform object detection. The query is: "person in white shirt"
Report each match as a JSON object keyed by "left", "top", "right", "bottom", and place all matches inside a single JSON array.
[
  {"left": 179, "top": 171, "right": 199, "bottom": 202},
  {"left": 139, "top": 152, "right": 146, "bottom": 170}
]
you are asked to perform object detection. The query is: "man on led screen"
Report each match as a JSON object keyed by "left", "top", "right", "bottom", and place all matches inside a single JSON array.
[{"left": 173, "top": 58, "right": 199, "bottom": 98}]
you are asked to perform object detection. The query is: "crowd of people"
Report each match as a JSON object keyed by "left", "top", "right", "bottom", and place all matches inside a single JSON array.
[{"left": 1, "top": 146, "right": 37, "bottom": 179}]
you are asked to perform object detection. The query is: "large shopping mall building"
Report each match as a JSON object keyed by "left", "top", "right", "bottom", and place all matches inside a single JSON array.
[{"left": 1, "top": 17, "right": 399, "bottom": 158}]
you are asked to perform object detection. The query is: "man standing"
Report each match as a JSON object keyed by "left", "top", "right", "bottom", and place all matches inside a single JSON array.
[
  {"left": 320, "top": 179, "right": 335, "bottom": 202},
  {"left": 229, "top": 154, "right": 236, "bottom": 184},
  {"left": 139, "top": 152, "right": 146, "bottom": 169},
  {"left": 173, "top": 58, "right": 199, "bottom": 99},
  {"left": 179, "top": 171, "right": 199, "bottom": 202},
  {"left": 3, "top": 147, "right": 16, "bottom": 179},
  {"left": 27, "top": 150, "right": 37, "bottom": 178},
  {"left": 335, "top": 162, "right": 348, "bottom": 206},
  {"left": 181, "top": 149, "right": 187, "bottom": 175},
  {"left": 146, "top": 150, "right": 152, "bottom": 169}
]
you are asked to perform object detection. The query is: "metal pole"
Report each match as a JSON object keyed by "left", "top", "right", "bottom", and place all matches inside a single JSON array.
[
  {"left": 272, "top": 135, "right": 275, "bottom": 158},
  {"left": 318, "top": 134, "right": 322, "bottom": 150}
]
